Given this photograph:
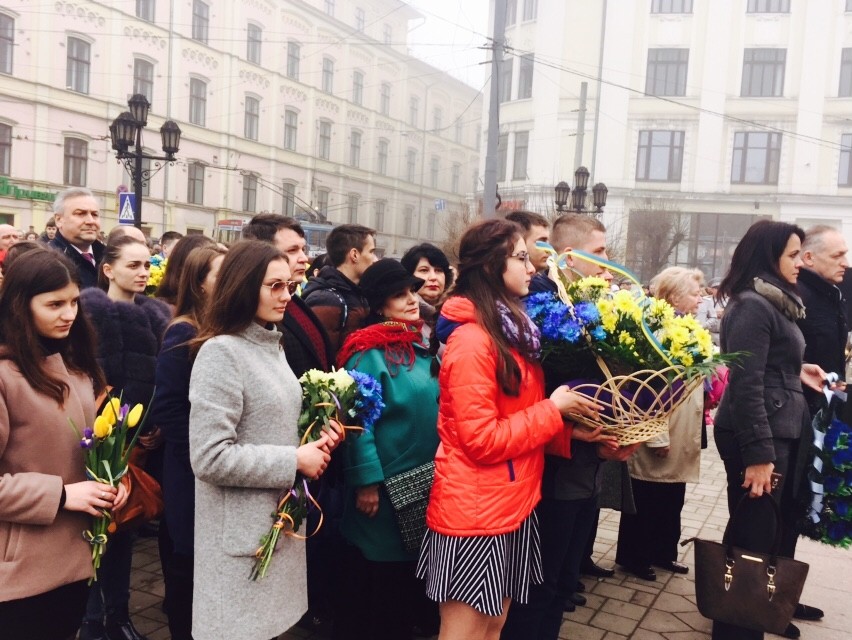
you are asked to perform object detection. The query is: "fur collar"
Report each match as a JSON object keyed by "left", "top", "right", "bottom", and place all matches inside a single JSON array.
[{"left": 752, "top": 276, "right": 806, "bottom": 321}]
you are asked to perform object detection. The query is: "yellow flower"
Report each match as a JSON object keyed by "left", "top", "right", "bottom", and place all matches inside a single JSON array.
[
  {"left": 618, "top": 331, "right": 636, "bottom": 347},
  {"left": 101, "top": 398, "right": 121, "bottom": 425},
  {"left": 126, "top": 404, "right": 144, "bottom": 428},
  {"left": 93, "top": 415, "right": 113, "bottom": 439},
  {"left": 612, "top": 291, "right": 642, "bottom": 321}
]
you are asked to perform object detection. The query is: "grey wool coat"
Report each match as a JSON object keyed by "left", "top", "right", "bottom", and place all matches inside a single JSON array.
[{"left": 189, "top": 322, "right": 305, "bottom": 640}]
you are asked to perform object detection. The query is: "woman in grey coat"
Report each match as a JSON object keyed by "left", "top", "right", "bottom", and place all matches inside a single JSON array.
[
  {"left": 188, "top": 241, "right": 337, "bottom": 640},
  {"left": 712, "top": 220, "right": 827, "bottom": 640}
]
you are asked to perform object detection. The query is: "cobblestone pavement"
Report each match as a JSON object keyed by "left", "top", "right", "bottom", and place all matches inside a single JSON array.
[{"left": 124, "top": 433, "right": 852, "bottom": 639}]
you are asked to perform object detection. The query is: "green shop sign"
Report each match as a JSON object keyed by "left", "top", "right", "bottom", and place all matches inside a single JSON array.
[{"left": 0, "top": 176, "right": 55, "bottom": 202}]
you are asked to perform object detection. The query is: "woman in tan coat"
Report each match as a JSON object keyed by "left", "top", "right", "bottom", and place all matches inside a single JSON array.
[{"left": 0, "top": 251, "right": 126, "bottom": 640}]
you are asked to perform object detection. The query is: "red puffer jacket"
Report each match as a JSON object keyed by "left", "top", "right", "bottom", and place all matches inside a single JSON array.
[{"left": 426, "top": 296, "right": 571, "bottom": 537}]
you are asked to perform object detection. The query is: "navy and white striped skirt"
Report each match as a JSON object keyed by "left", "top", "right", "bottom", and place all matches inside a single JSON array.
[{"left": 415, "top": 511, "right": 542, "bottom": 617}]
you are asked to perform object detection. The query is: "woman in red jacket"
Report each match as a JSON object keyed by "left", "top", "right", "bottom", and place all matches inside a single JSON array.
[{"left": 416, "top": 219, "right": 601, "bottom": 640}]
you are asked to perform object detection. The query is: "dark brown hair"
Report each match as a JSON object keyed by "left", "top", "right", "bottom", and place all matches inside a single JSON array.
[
  {"left": 0, "top": 251, "right": 105, "bottom": 404},
  {"left": 156, "top": 235, "right": 217, "bottom": 304},
  {"left": 192, "top": 241, "right": 286, "bottom": 353},
  {"left": 242, "top": 213, "right": 305, "bottom": 241},
  {"left": 173, "top": 246, "right": 228, "bottom": 328},
  {"left": 505, "top": 210, "right": 549, "bottom": 232},
  {"left": 97, "top": 235, "right": 148, "bottom": 291},
  {"left": 326, "top": 224, "right": 375, "bottom": 267},
  {"left": 1, "top": 241, "right": 46, "bottom": 275},
  {"left": 452, "top": 219, "right": 530, "bottom": 396}
]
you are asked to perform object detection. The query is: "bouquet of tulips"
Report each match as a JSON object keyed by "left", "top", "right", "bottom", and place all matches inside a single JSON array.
[
  {"left": 72, "top": 396, "right": 149, "bottom": 580},
  {"left": 250, "top": 368, "right": 384, "bottom": 580}
]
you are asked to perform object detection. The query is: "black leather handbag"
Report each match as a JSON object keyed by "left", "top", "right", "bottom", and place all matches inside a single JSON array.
[{"left": 684, "top": 494, "right": 809, "bottom": 635}]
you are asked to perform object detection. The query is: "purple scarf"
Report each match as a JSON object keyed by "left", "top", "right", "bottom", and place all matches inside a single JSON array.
[{"left": 497, "top": 301, "right": 541, "bottom": 358}]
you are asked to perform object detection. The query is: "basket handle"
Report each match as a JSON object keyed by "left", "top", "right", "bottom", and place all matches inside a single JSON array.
[{"left": 722, "top": 492, "right": 783, "bottom": 565}]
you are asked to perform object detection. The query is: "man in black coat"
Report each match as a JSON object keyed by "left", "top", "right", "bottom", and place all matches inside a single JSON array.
[
  {"left": 47, "top": 187, "right": 105, "bottom": 289},
  {"left": 798, "top": 225, "right": 849, "bottom": 413}
]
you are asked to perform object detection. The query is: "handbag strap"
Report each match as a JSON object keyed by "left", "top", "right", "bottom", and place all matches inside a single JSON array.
[{"left": 722, "top": 492, "right": 783, "bottom": 565}]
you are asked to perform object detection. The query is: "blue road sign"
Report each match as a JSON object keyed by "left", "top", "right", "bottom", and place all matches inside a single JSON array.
[{"left": 119, "top": 193, "right": 136, "bottom": 224}]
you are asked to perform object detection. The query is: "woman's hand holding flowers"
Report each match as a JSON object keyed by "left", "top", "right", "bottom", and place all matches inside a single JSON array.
[
  {"left": 63, "top": 481, "right": 119, "bottom": 517},
  {"left": 296, "top": 433, "right": 332, "bottom": 480},
  {"left": 318, "top": 419, "right": 343, "bottom": 454},
  {"left": 356, "top": 484, "right": 380, "bottom": 518},
  {"left": 550, "top": 385, "right": 603, "bottom": 421}
]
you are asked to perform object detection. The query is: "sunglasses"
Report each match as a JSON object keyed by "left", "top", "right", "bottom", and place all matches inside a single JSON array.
[{"left": 261, "top": 280, "right": 300, "bottom": 295}]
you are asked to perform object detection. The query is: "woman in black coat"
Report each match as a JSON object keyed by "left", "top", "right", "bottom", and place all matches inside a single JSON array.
[{"left": 713, "top": 220, "right": 827, "bottom": 640}]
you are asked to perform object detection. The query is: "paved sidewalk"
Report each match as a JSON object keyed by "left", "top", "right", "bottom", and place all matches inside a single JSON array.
[{"left": 124, "top": 434, "right": 852, "bottom": 639}]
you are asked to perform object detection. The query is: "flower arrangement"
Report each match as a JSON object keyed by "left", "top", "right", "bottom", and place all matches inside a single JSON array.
[
  {"left": 145, "top": 258, "right": 166, "bottom": 297},
  {"left": 71, "top": 396, "right": 148, "bottom": 580},
  {"left": 250, "top": 368, "right": 385, "bottom": 580}
]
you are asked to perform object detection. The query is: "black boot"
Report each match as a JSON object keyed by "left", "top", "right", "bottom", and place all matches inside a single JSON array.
[
  {"left": 105, "top": 617, "right": 149, "bottom": 640},
  {"left": 78, "top": 620, "right": 107, "bottom": 640}
]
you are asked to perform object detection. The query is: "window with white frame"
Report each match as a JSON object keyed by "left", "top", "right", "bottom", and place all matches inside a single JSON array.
[
  {"left": 133, "top": 58, "right": 154, "bottom": 102},
  {"left": 426, "top": 212, "right": 435, "bottom": 239},
  {"left": 506, "top": 0, "right": 517, "bottom": 26},
  {"left": 731, "top": 131, "right": 781, "bottom": 184},
  {"left": 66, "top": 37, "right": 90, "bottom": 94},
  {"left": 433, "top": 107, "right": 442, "bottom": 131},
  {"left": 518, "top": 54, "right": 534, "bottom": 99},
  {"left": 318, "top": 120, "right": 332, "bottom": 160},
  {"left": 839, "top": 134, "right": 852, "bottom": 186},
  {"left": 747, "top": 0, "right": 790, "bottom": 13},
  {"left": 347, "top": 194, "right": 359, "bottom": 224},
  {"left": 451, "top": 163, "right": 461, "bottom": 193},
  {"left": 380, "top": 83, "right": 391, "bottom": 116},
  {"left": 192, "top": 0, "right": 209, "bottom": 44},
  {"left": 0, "top": 14, "right": 11, "bottom": 75},
  {"left": 247, "top": 24, "right": 262, "bottom": 64},
  {"left": 645, "top": 48, "right": 688, "bottom": 96},
  {"left": 848, "top": 0, "right": 852, "bottom": 11},
  {"left": 377, "top": 139, "right": 389, "bottom": 175},
  {"left": 455, "top": 119, "right": 463, "bottom": 144},
  {"left": 316, "top": 189, "right": 329, "bottom": 219},
  {"left": 242, "top": 174, "right": 258, "bottom": 212},
  {"left": 355, "top": 7, "right": 365, "bottom": 32},
  {"left": 244, "top": 96, "right": 259, "bottom": 140},
  {"left": 741, "top": 48, "right": 786, "bottom": 97},
  {"left": 189, "top": 78, "right": 207, "bottom": 126},
  {"left": 651, "top": 0, "right": 693, "bottom": 13},
  {"left": 187, "top": 162, "right": 204, "bottom": 204},
  {"left": 284, "top": 110, "right": 298, "bottom": 150},
  {"left": 136, "top": 0, "right": 155, "bottom": 21},
  {"left": 64, "top": 138, "right": 87, "bottom": 186},
  {"left": 324, "top": 0, "right": 335, "bottom": 17},
  {"left": 282, "top": 182, "right": 296, "bottom": 216},
  {"left": 522, "top": 0, "right": 538, "bottom": 21},
  {"left": 636, "top": 130, "right": 684, "bottom": 182},
  {"left": 840, "top": 49, "right": 852, "bottom": 97},
  {"left": 375, "top": 200, "right": 385, "bottom": 231},
  {"left": 322, "top": 57, "right": 334, "bottom": 93},
  {"left": 352, "top": 71, "right": 364, "bottom": 105},
  {"left": 383, "top": 24, "right": 392, "bottom": 44},
  {"left": 139, "top": 156, "right": 151, "bottom": 197},
  {"left": 350, "top": 130, "right": 362, "bottom": 168},
  {"left": 287, "top": 41, "right": 300, "bottom": 80},
  {"left": 409, "top": 96, "right": 419, "bottom": 127},
  {"left": 407, "top": 148, "right": 417, "bottom": 182},
  {"left": 0, "top": 123, "right": 10, "bottom": 175},
  {"left": 498, "top": 133, "right": 508, "bottom": 182},
  {"left": 499, "top": 62, "right": 513, "bottom": 102},
  {"left": 513, "top": 132, "right": 529, "bottom": 180},
  {"left": 430, "top": 156, "right": 440, "bottom": 188},
  {"left": 403, "top": 206, "right": 414, "bottom": 236}
]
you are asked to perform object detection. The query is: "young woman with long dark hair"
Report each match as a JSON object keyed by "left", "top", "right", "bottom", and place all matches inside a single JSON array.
[
  {"left": 415, "top": 219, "right": 601, "bottom": 640},
  {"left": 0, "top": 250, "right": 126, "bottom": 640},
  {"left": 155, "top": 234, "right": 216, "bottom": 307},
  {"left": 188, "top": 241, "right": 339, "bottom": 640}
]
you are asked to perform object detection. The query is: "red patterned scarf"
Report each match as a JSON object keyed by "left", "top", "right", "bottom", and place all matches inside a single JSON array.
[{"left": 337, "top": 321, "right": 424, "bottom": 376}]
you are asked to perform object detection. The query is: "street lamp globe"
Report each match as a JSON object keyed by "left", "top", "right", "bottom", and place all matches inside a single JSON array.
[
  {"left": 554, "top": 181, "right": 570, "bottom": 211},
  {"left": 592, "top": 183, "right": 608, "bottom": 212},
  {"left": 574, "top": 166, "right": 590, "bottom": 191},
  {"left": 111, "top": 111, "right": 138, "bottom": 150},
  {"left": 160, "top": 120, "right": 182, "bottom": 157},
  {"left": 128, "top": 93, "right": 151, "bottom": 127}
]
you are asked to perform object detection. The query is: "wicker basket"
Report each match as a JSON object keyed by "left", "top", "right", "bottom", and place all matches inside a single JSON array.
[{"left": 567, "top": 360, "right": 701, "bottom": 446}]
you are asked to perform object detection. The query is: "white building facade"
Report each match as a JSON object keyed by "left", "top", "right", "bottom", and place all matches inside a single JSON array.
[
  {"left": 0, "top": 0, "right": 481, "bottom": 255},
  {"left": 487, "top": 0, "right": 852, "bottom": 281}
]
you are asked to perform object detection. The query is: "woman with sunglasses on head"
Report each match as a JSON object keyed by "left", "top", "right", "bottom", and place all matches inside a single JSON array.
[
  {"left": 150, "top": 245, "right": 226, "bottom": 640},
  {"left": 415, "top": 219, "right": 602, "bottom": 640},
  {"left": 0, "top": 250, "right": 127, "bottom": 640},
  {"left": 188, "top": 241, "right": 340, "bottom": 640}
]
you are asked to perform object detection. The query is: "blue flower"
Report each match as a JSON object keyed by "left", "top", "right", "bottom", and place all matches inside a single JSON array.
[
  {"left": 836, "top": 500, "right": 850, "bottom": 518},
  {"left": 558, "top": 319, "right": 583, "bottom": 343},
  {"left": 574, "top": 302, "right": 600, "bottom": 326},
  {"left": 348, "top": 370, "right": 385, "bottom": 432},
  {"left": 590, "top": 326, "right": 607, "bottom": 341},
  {"left": 825, "top": 476, "right": 843, "bottom": 493}
]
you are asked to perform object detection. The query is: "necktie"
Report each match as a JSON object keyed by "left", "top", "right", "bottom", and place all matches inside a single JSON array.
[{"left": 82, "top": 252, "right": 95, "bottom": 266}]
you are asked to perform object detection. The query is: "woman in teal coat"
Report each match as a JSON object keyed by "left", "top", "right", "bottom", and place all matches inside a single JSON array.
[{"left": 334, "top": 258, "right": 440, "bottom": 640}]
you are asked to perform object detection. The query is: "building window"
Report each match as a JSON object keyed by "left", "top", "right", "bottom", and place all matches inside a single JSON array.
[
  {"left": 377, "top": 139, "right": 388, "bottom": 175},
  {"left": 433, "top": 107, "right": 442, "bottom": 131},
  {"left": 322, "top": 57, "right": 334, "bottom": 93},
  {"left": 403, "top": 206, "right": 414, "bottom": 236},
  {"left": 383, "top": 24, "right": 392, "bottom": 44},
  {"left": 242, "top": 173, "right": 258, "bottom": 212},
  {"left": 284, "top": 109, "right": 298, "bottom": 150},
  {"left": 741, "top": 48, "right": 786, "bottom": 97},
  {"left": 839, "top": 134, "right": 852, "bottom": 186},
  {"left": 747, "top": 0, "right": 790, "bottom": 12},
  {"left": 506, "top": 0, "right": 517, "bottom": 26},
  {"left": 318, "top": 120, "right": 332, "bottom": 160},
  {"left": 350, "top": 130, "right": 362, "bottom": 168},
  {"left": 64, "top": 138, "right": 87, "bottom": 186},
  {"left": 451, "top": 163, "right": 461, "bottom": 193},
  {"left": 66, "top": 37, "right": 90, "bottom": 94},
  {"left": 840, "top": 49, "right": 852, "bottom": 97},
  {"left": 513, "top": 131, "right": 529, "bottom": 180},
  {"left": 409, "top": 97, "right": 419, "bottom": 127},
  {"left": 645, "top": 48, "right": 688, "bottom": 96},
  {"left": 139, "top": 157, "right": 151, "bottom": 197},
  {"left": 0, "top": 123, "right": 10, "bottom": 175},
  {"left": 426, "top": 212, "right": 435, "bottom": 239},
  {"left": 324, "top": 0, "right": 335, "bottom": 17},
  {"left": 189, "top": 78, "right": 207, "bottom": 126},
  {"left": 136, "top": 0, "right": 155, "bottom": 21},
  {"left": 355, "top": 7, "right": 365, "bottom": 31},
  {"left": 0, "top": 14, "right": 11, "bottom": 75},
  {"left": 192, "top": 0, "right": 209, "bottom": 44},
  {"left": 187, "top": 162, "right": 204, "bottom": 204},
  {"left": 247, "top": 24, "right": 262, "bottom": 64},
  {"left": 380, "top": 83, "right": 391, "bottom": 116},
  {"left": 347, "top": 194, "right": 359, "bottom": 224},
  {"left": 282, "top": 182, "right": 296, "bottom": 216},
  {"left": 499, "top": 61, "right": 513, "bottom": 102},
  {"left": 731, "top": 131, "right": 781, "bottom": 184},
  {"left": 244, "top": 96, "right": 259, "bottom": 140},
  {"left": 316, "top": 189, "right": 329, "bottom": 219},
  {"left": 651, "top": 0, "right": 693, "bottom": 13},
  {"left": 636, "top": 130, "right": 684, "bottom": 182},
  {"left": 518, "top": 54, "right": 534, "bottom": 99},
  {"left": 522, "top": 0, "right": 538, "bottom": 21},
  {"left": 430, "top": 156, "right": 440, "bottom": 188},
  {"left": 133, "top": 58, "right": 154, "bottom": 102},
  {"left": 455, "top": 119, "right": 463, "bottom": 144},
  {"left": 287, "top": 41, "right": 300, "bottom": 80},
  {"left": 407, "top": 148, "right": 417, "bottom": 182},
  {"left": 375, "top": 200, "right": 385, "bottom": 231},
  {"left": 848, "top": 0, "right": 852, "bottom": 11},
  {"left": 352, "top": 71, "right": 364, "bottom": 105},
  {"left": 498, "top": 133, "right": 508, "bottom": 182}
]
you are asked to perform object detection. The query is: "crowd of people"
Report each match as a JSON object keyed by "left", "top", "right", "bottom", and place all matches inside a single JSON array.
[{"left": 0, "top": 186, "right": 848, "bottom": 640}]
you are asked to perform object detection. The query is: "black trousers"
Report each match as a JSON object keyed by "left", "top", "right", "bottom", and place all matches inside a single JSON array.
[
  {"left": 616, "top": 479, "right": 686, "bottom": 569},
  {"left": 0, "top": 580, "right": 88, "bottom": 640}
]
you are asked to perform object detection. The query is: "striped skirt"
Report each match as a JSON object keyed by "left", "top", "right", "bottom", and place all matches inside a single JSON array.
[{"left": 415, "top": 512, "right": 542, "bottom": 617}]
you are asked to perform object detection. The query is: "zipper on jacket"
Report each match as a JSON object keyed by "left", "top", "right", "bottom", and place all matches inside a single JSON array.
[{"left": 507, "top": 459, "right": 516, "bottom": 481}]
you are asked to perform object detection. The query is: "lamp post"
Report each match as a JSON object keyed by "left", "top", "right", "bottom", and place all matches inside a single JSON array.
[
  {"left": 553, "top": 166, "right": 607, "bottom": 216},
  {"left": 109, "top": 94, "right": 181, "bottom": 229}
]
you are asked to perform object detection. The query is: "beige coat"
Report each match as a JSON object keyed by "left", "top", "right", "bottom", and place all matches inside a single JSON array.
[
  {"left": 0, "top": 354, "right": 96, "bottom": 601},
  {"left": 628, "top": 384, "right": 704, "bottom": 484}
]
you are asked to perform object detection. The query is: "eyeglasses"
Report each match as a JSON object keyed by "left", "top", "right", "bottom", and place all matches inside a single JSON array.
[
  {"left": 510, "top": 251, "right": 531, "bottom": 264},
  {"left": 261, "top": 280, "right": 299, "bottom": 295}
]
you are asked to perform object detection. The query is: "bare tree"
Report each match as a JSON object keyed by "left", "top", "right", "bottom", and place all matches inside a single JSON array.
[
  {"left": 624, "top": 198, "right": 688, "bottom": 283},
  {"left": 439, "top": 203, "right": 479, "bottom": 265}
]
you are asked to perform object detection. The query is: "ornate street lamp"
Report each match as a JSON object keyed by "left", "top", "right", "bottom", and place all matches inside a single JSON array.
[
  {"left": 109, "top": 96, "right": 181, "bottom": 229},
  {"left": 554, "top": 181, "right": 570, "bottom": 213},
  {"left": 553, "top": 166, "right": 607, "bottom": 216}
]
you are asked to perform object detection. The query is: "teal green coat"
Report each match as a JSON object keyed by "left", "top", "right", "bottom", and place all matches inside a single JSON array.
[{"left": 340, "top": 344, "right": 440, "bottom": 562}]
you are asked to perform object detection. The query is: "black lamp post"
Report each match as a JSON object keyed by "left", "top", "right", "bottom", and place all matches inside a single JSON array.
[
  {"left": 109, "top": 94, "right": 181, "bottom": 229},
  {"left": 553, "top": 166, "right": 607, "bottom": 216}
]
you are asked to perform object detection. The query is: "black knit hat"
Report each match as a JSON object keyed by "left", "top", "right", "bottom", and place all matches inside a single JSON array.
[{"left": 359, "top": 258, "right": 424, "bottom": 314}]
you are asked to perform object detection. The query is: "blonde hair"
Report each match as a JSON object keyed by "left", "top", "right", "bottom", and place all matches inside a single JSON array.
[{"left": 649, "top": 266, "right": 704, "bottom": 308}]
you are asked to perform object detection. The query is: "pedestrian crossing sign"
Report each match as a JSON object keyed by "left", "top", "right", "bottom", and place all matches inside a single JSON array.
[{"left": 119, "top": 193, "right": 136, "bottom": 224}]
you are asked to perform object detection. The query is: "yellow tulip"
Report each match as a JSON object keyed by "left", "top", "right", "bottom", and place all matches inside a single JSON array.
[
  {"left": 93, "top": 415, "right": 113, "bottom": 439},
  {"left": 101, "top": 398, "right": 121, "bottom": 425},
  {"left": 126, "top": 404, "right": 144, "bottom": 428}
]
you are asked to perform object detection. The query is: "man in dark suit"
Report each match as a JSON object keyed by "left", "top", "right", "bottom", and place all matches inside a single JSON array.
[{"left": 48, "top": 187, "right": 104, "bottom": 289}]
